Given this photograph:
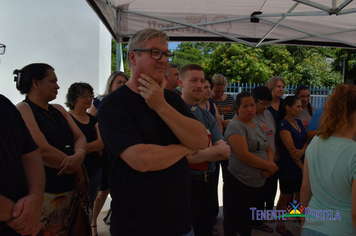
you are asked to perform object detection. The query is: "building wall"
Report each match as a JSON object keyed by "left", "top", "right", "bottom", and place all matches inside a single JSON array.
[{"left": 0, "top": 0, "right": 111, "bottom": 106}]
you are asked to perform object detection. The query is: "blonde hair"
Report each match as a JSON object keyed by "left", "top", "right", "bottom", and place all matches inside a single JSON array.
[
  {"left": 212, "top": 74, "right": 227, "bottom": 87},
  {"left": 102, "top": 71, "right": 129, "bottom": 96},
  {"left": 265, "top": 76, "right": 286, "bottom": 91},
  {"left": 319, "top": 84, "right": 356, "bottom": 140}
]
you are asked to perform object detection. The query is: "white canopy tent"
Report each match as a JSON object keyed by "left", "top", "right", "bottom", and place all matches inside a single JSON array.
[{"left": 86, "top": 0, "right": 356, "bottom": 49}]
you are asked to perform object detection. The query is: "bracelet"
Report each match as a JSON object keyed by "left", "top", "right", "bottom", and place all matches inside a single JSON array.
[{"left": 75, "top": 148, "right": 86, "bottom": 155}]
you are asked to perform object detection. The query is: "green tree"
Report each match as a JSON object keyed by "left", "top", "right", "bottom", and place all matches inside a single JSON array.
[
  {"left": 204, "top": 43, "right": 285, "bottom": 84},
  {"left": 111, "top": 39, "right": 345, "bottom": 87},
  {"left": 111, "top": 40, "right": 130, "bottom": 76},
  {"left": 286, "top": 46, "right": 342, "bottom": 86},
  {"left": 172, "top": 42, "right": 206, "bottom": 69},
  {"left": 332, "top": 48, "right": 356, "bottom": 83}
]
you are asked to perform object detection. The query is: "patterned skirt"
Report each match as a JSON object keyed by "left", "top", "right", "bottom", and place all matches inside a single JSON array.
[{"left": 38, "top": 190, "right": 75, "bottom": 236}]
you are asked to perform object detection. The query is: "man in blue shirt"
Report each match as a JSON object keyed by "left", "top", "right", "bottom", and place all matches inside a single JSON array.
[{"left": 178, "top": 64, "right": 230, "bottom": 236}]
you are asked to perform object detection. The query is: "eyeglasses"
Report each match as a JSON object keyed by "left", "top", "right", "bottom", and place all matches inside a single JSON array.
[
  {"left": 257, "top": 99, "right": 271, "bottom": 108},
  {"left": 79, "top": 94, "right": 94, "bottom": 99},
  {"left": 133, "top": 48, "right": 174, "bottom": 62},
  {"left": 0, "top": 44, "right": 6, "bottom": 55}
]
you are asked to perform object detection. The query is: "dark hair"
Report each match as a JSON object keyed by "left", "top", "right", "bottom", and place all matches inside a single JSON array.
[
  {"left": 205, "top": 76, "right": 213, "bottom": 88},
  {"left": 166, "top": 63, "right": 178, "bottom": 76},
  {"left": 279, "top": 96, "right": 300, "bottom": 119},
  {"left": 179, "top": 64, "right": 204, "bottom": 80},
  {"left": 294, "top": 85, "right": 313, "bottom": 117},
  {"left": 236, "top": 91, "right": 255, "bottom": 108},
  {"left": 66, "top": 82, "right": 94, "bottom": 110},
  {"left": 252, "top": 86, "right": 272, "bottom": 101},
  {"left": 13, "top": 63, "right": 54, "bottom": 94}
]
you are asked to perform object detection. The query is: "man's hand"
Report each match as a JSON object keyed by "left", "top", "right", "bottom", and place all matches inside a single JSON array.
[
  {"left": 6, "top": 194, "right": 42, "bottom": 236},
  {"left": 138, "top": 74, "right": 169, "bottom": 112},
  {"left": 215, "top": 141, "right": 231, "bottom": 161}
]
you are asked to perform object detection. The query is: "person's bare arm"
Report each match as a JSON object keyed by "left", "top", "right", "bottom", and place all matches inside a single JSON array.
[
  {"left": 266, "top": 143, "right": 274, "bottom": 163},
  {"left": 187, "top": 140, "right": 230, "bottom": 164},
  {"left": 213, "top": 103, "right": 223, "bottom": 134},
  {"left": 221, "top": 119, "right": 230, "bottom": 129},
  {"left": 351, "top": 180, "right": 356, "bottom": 232},
  {"left": 0, "top": 195, "right": 15, "bottom": 221},
  {"left": 86, "top": 123, "right": 104, "bottom": 154},
  {"left": 138, "top": 74, "right": 208, "bottom": 150},
  {"left": 6, "top": 150, "right": 44, "bottom": 236},
  {"left": 300, "top": 158, "right": 312, "bottom": 231},
  {"left": 228, "top": 134, "right": 279, "bottom": 175},
  {"left": 279, "top": 129, "right": 303, "bottom": 170},
  {"left": 53, "top": 105, "right": 87, "bottom": 175},
  {"left": 17, "top": 102, "right": 68, "bottom": 169},
  {"left": 307, "top": 130, "right": 319, "bottom": 141},
  {"left": 88, "top": 102, "right": 98, "bottom": 117},
  {"left": 120, "top": 143, "right": 198, "bottom": 172}
]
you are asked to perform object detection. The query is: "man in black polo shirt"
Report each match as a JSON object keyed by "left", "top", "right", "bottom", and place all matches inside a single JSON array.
[
  {"left": 0, "top": 43, "right": 45, "bottom": 236},
  {"left": 98, "top": 29, "right": 208, "bottom": 236}
]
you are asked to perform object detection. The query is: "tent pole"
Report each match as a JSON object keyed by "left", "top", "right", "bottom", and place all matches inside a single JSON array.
[{"left": 116, "top": 43, "right": 124, "bottom": 72}]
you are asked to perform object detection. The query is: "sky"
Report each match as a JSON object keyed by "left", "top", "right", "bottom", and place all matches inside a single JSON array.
[{"left": 169, "top": 42, "right": 180, "bottom": 51}]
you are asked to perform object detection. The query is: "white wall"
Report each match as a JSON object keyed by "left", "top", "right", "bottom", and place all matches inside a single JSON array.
[{"left": 0, "top": 0, "right": 111, "bottom": 106}]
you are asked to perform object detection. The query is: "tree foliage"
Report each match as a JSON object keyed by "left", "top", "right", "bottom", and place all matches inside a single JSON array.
[
  {"left": 111, "top": 40, "right": 130, "bottom": 76},
  {"left": 110, "top": 39, "right": 356, "bottom": 87},
  {"left": 171, "top": 42, "right": 347, "bottom": 87}
]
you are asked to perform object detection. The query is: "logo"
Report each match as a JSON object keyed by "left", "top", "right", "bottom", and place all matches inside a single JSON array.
[
  {"left": 250, "top": 200, "right": 341, "bottom": 221},
  {"left": 259, "top": 122, "right": 274, "bottom": 137},
  {"left": 211, "top": 16, "right": 231, "bottom": 34},
  {"left": 284, "top": 200, "right": 305, "bottom": 218}
]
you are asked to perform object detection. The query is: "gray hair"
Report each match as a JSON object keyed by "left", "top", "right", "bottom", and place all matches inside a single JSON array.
[
  {"left": 166, "top": 63, "right": 178, "bottom": 76},
  {"left": 102, "top": 71, "right": 129, "bottom": 96},
  {"left": 127, "top": 28, "right": 169, "bottom": 69}
]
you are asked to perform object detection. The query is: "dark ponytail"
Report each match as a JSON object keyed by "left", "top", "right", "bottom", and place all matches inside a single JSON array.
[
  {"left": 295, "top": 85, "right": 313, "bottom": 117},
  {"left": 279, "top": 96, "right": 300, "bottom": 119},
  {"left": 13, "top": 63, "right": 54, "bottom": 94}
]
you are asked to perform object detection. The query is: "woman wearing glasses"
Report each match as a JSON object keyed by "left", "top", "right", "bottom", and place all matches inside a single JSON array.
[
  {"left": 14, "top": 63, "right": 87, "bottom": 235},
  {"left": 251, "top": 86, "right": 278, "bottom": 233},
  {"left": 66, "top": 82, "right": 104, "bottom": 215}
]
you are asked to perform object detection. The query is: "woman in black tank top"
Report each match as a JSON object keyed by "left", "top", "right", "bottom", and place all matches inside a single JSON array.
[{"left": 14, "top": 63, "right": 87, "bottom": 235}]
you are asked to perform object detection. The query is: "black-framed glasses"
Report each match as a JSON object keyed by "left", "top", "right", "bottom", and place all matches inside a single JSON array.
[
  {"left": 0, "top": 44, "right": 6, "bottom": 55},
  {"left": 133, "top": 48, "right": 174, "bottom": 62},
  {"left": 257, "top": 99, "right": 271, "bottom": 108},
  {"left": 78, "top": 94, "right": 94, "bottom": 99}
]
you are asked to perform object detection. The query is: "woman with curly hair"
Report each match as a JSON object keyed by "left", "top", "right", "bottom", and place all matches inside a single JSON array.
[{"left": 301, "top": 85, "right": 356, "bottom": 236}]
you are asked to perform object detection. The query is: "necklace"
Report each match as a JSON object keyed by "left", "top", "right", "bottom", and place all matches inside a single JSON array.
[{"left": 286, "top": 118, "right": 301, "bottom": 132}]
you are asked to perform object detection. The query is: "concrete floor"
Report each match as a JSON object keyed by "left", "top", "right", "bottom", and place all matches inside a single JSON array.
[{"left": 95, "top": 167, "right": 301, "bottom": 236}]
